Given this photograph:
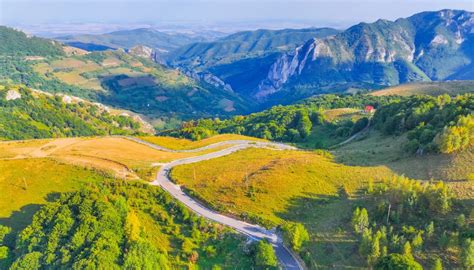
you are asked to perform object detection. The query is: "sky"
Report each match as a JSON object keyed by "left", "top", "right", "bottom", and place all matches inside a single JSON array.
[{"left": 0, "top": 0, "right": 473, "bottom": 34}]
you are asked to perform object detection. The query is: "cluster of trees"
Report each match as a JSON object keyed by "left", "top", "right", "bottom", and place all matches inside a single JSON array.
[
  {"left": 165, "top": 94, "right": 394, "bottom": 142},
  {"left": 0, "top": 181, "right": 256, "bottom": 269},
  {"left": 281, "top": 222, "right": 310, "bottom": 252},
  {"left": 0, "top": 85, "right": 143, "bottom": 140},
  {"left": 351, "top": 176, "right": 472, "bottom": 268},
  {"left": 437, "top": 115, "right": 474, "bottom": 154},
  {"left": 373, "top": 94, "right": 474, "bottom": 154}
]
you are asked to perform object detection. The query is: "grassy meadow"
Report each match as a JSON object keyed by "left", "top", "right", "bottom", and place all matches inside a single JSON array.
[{"left": 0, "top": 135, "right": 245, "bottom": 231}]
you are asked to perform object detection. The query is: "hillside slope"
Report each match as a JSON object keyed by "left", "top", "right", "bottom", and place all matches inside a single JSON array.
[
  {"left": 0, "top": 27, "right": 251, "bottom": 123},
  {"left": 0, "top": 85, "right": 147, "bottom": 140},
  {"left": 371, "top": 80, "right": 474, "bottom": 96}
]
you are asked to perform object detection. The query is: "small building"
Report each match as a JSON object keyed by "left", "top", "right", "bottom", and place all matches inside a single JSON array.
[{"left": 364, "top": 105, "right": 375, "bottom": 114}]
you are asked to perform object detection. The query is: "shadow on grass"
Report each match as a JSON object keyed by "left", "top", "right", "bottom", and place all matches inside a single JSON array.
[
  {"left": 276, "top": 192, "right": 368, "bottom": 268},
  {"left": 0, "top": 192, "right": 61, "bottom": 233}
]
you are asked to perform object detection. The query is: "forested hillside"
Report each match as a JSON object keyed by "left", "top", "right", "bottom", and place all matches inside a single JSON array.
[
  {"left": 167, "top": 92, "right": 474, "bottom": 156},
  {"left": 0, "top": 181, "right": 256, "bottom": 269},
  {"left": 372, "top": 94, "right": 474, "bottom": 154},
  {"left": 164, "top": 94, "right": 394, "bottom": 141},
  {"left": 0, "top": 85, "right": 145, "bottom": 140},
  {"left": 0, "top": 26, "right": 64, "bottom": 56}
]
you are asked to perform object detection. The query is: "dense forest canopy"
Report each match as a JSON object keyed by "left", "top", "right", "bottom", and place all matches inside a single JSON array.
[
  {"left": 165, "top": 93, "right": 474, "bottom": 155},
  {"left": 0, "top": 181, "right": 260, "bottom": 269}
]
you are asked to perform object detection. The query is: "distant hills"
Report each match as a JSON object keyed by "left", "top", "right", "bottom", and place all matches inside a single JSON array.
[{"left": 55, "top": 28, "right": 225, "bottom": 54}]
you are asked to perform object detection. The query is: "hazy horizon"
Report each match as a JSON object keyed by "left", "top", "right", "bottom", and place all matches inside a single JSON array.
[{"left": 1, "top": 0, "right": 473, "bottom": 36}]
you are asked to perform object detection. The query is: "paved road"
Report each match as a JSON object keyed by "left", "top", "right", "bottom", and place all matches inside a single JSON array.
[{"left": 128, "top": 137, "right": 303, "bottom": 270}]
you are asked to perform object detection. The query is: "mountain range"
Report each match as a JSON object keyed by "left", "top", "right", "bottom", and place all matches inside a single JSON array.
[
  {"left": 2, "top": 9, "right": 473, "bottom": 121},
  {"left": 253, "top": 9, "right": 474, "bottom": 104}
]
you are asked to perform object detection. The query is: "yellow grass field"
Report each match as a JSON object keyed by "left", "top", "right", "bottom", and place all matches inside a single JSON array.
[
  {"left": 371, "top": 81, "right": 474, "bottom": 96},
  {"left": 171, "top": 147, "right": 394, "bottom": 224},
  {"left": 0, "top": 135, "right": 241, "bottom": 230},
  {"left": 0, "top": 136, "right": 236, "bottom": 181},
  {"left": 0, "top": 158, "right": 107, "bottom": 229},
  {"left": 139, "top": 134, "right": 266, "bottom": 150}
]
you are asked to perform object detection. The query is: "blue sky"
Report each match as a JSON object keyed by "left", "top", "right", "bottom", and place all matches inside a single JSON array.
[{"left": 1, "top": 0, "right": 472, "bottom": 28}]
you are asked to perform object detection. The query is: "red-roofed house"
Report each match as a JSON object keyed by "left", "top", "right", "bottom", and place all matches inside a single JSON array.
[{"left": 364, "top": 105, "right": 375, "bottom": 113}]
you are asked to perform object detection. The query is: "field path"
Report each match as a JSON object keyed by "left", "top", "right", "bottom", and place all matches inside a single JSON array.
[{"left": 127, "top": 137, "right": 304, "bottom": 270}]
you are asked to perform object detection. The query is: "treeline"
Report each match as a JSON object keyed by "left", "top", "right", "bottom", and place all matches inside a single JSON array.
[
  {"left": 0, "top": 85, "right": 144, "bottom": 140},
  {"left": 372, "top": 94, "right": 474, "bottom": 154},
  {"left": 164, "top": 94, "right": 394, "bottom": 141},
  {"left": 0, "top": 181, "right": 257, "bottom": 269},
  {"left": 351, "top": 176, "right": 472, "bottom": 268}
]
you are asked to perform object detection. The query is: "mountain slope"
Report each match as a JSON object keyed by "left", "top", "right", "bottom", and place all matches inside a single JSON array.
[
  {"left": 255, "top": 10, "right": 473, "bottom": 103},
  {"left": 0, "top": 26, "right": 64, "bottom": 56},
  {"left": 168, "top": 28, "right": 339, "bottom": 68},
  {"left": 167, "top": 28, "right": 339, "bottom": 97}
]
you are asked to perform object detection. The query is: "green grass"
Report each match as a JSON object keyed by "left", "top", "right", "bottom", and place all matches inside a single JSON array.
[{"left": 333, "top": 131, "right": 474, "bottom": 190}]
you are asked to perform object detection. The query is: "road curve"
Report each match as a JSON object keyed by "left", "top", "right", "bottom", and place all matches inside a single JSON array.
[{"left": 127, "top": 137, "right": 303, "bottom": 270}]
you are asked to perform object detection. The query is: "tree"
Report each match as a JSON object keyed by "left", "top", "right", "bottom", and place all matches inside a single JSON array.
[
  {"left": 255, "top": 240, "right": 278, "bottom": 268},
  {"left": 403, "top": 242, "right": 413, "bottom": 260},
  {"left": 352, "top": 208, "right": 369, "bottom": 234},
  {"left": 431, "top": 258, "right": 442, "bottom": 270},
  {"left": 9, "top": 252, "right": 42, "bottom": 270},
  {"left": 368, "top": 231, "right": 382, "bottom": 266},
  {"left": 295, "top": 110, "right": 312, "bottom": 139},
  {"left": 281, "top": 222, "right": 310, "bottom": 252},
  {"left": 461, "top": 238, "right": 473, "bottom": 269},
  {"left": 375, "top": 253, "right": 422, "bottom": 270}
]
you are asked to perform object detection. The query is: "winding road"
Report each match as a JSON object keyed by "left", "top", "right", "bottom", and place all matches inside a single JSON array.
[{"left": 127, "top": 137, "right": 304, "bottom": 270}]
